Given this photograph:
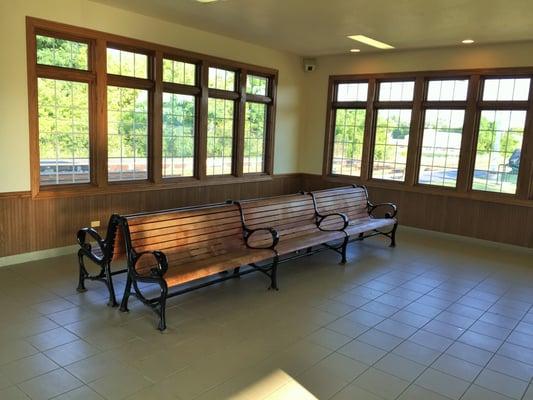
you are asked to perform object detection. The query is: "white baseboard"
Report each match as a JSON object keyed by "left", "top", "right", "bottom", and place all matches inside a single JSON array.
[{"left": 0, "top": 245, "right": 78, "bottom": 267}]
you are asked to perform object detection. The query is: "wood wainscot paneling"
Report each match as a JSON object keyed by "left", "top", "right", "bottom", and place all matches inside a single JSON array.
[
  {"left": 0, "top": 174, "right": 301, "bottom": 257},
  {"left": 2, "top": 173, "right": 532, "bottom": 258},
  {"left": 300, "top": 174, "right": 533, "bottom": 248}
]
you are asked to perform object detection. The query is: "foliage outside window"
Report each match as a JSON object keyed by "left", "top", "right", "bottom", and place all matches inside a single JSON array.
[
  {"left": 107, "top": 87, "right": 148, "bottom": 181},
  {"left": 372, "top": 109, "right": 412, "bottom": 181},
  {"left": 331, "top": 109, "right": 366, "bottom": 176},
  {"left": 162, "top": 93, "right": 195, "bottom": 177},
  {"left": 207, "top": 98, "right": 234, "bottom": 175},
  {"left": 35, "top": 34, "right": 91, "bottom": 186},
  {"left": 38, "top": 78, "right": 90, "bottom": 185},
  {"left": 244, "top": 102, "right": 267, "bottom": 173}
]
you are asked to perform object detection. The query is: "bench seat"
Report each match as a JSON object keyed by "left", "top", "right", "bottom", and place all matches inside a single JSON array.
[
  {"left": 135, "top": 247, "right": 275, "bottom": 287},
  {"left": 115, "top": 202, "right": 280, "bottom": 330},
  {"left": 236, "top": 193, "right": 349, "bottom": 263},
  {"left": 273, "top": 230, "right": 346, "bottom": 256},
  {"left": 310, "top": 185, "right": 398, "bottom": 248}
]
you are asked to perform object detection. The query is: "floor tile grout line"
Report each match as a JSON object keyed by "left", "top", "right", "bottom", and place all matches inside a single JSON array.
[{"left": 458, "top": 297, "right": 533, "bottom": 399}]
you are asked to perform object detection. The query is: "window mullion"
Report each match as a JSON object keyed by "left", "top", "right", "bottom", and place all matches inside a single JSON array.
[
  {"left": 517, "top": 81, "right": 533, "bottom": 199},
  {"left": 94, "top": 38, "right": 108, "bottom": 189},
  {"left": 197, "top": 62, "right": 209, "bottom": 180},
  {"left": 456, "top": 75, "right": 481, "bottom": 192},
  {"left": 235, "top": 69, "right": 247, "bottom": 177},
  {"left": 360, "top": 78, "right": 377, "bottom": 182},
  {"left": 405, "top": 76, "right": 425, "bottom": 186},
  {"left": 152, "top": 50, "right": 163, "bottom": 184}
]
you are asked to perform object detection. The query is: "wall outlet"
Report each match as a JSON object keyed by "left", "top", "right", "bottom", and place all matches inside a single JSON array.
[{"left": 90, "top": 220, "right": 100, "bottom": 228}]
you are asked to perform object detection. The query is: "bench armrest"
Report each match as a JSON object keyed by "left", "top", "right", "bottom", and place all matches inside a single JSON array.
[
  {"left": 77, "top": 227, "right": 106, "bottom": 262},
  {"left": 133, "top": 250, "right": 168, "bottom": 278},
  {"left": 316, "top": 212, "right": 349, "bottom": 231},
  {"left": 369, "top": 202, "right": 397, "bottom": 219},
  {"left": 244, "top": 227, "right": 280, "bottom": 250}
]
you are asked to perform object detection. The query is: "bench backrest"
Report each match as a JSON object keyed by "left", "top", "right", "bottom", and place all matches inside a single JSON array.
[
  {"left": 237, "top": 193, "right": 319, "bottom": 246},
  {"left": 311, "top": 186, "right": 370, "bottom": 223},
  {"left": 114, "top": 203, "right": 246, "bottom": 273}
]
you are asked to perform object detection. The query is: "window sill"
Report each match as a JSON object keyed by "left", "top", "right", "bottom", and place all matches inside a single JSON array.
[{"left": 33, "top": 174, "right": 276, "bottom": 199}]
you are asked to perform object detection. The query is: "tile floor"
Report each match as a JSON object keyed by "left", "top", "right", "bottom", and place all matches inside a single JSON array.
[{"left": 0, "top": 228, "right": 532, "bottom": 399}]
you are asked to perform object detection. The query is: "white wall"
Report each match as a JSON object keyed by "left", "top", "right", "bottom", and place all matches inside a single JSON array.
[
  {"left": 300, "top": 42, "right": 533, "bottom": 174},
  {"left": 0, "top": 0, "right": 305, "bottom": 192}
]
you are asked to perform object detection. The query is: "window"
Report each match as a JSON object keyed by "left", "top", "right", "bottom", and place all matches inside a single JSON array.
[
  {"left": 107, "top": 48, "right": 148, "bottom": 78},
  {"left": 418, "top": 79, "right": 468, "bottom": 187},
  {"left": 106, "top": 47, "right": 150, "bottom": 182},
  {"left": 162, "top": 93, "right": 195, "bottom": 177},
  {"left": 244, "top": 102, "right": 267, "bottom": 173},
  {"left": 325, "top": 70, "right": 533, "bottom": 202},
  {"left": 163, "top": 59, "right": 196, "bottom": 86},
  {"left": 419, "top": 109, "right": 465, "bottom": 187},
  {"left": 208, "top": 67, "right": 235, "bottom": 91},
  {"left": 207, "top": 98, "right": 234, "bottom": 175},
  {"left": 244, "top": 74, "right": 271, "bottom": 174},
  {"left": 371, "top": 81, "right": 414, "bottom": 181},
  {"left": 34, "top": 33, "right": 92, "bottom": 186},
  {"left": 473, "top": 110, "right": 527, "bottom": 194},
  {"left": 246, "top": 75, "right": 268, "bottom": 96},
  {"left": 337, "top": 83, "right": 368, "bottom": 102},
  {"left": 372, "top": 109, "right": 412, "bottom": 181},
  {"left": 107, "top": 87, "right": 148, "bottom": 181},
  {"left": 472, "top": 78, "right": 530, "bottom": 194},
  {"left": 36, "top": 35, "right": 88, "bottom": 70},
  {"left": 330, "top": 82, "right": 368, "bottom": 176},
  {"left": 379, "top": 81, "right": 414, "bottom": 101},
  {"left": 38, "top": 78, "right": 90, "bottom": 185},
  {"left": 28, "top": 18, "right": 277, "bottom": 195}
]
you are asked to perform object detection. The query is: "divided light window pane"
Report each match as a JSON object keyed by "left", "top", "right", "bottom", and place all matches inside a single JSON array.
[
  {"left": 337, "top": 83, "right": 368, "bottom": 102},
  {"left": 331, "top": 109, "right": 366, "bottom": 176},
  {"left": 38, "top": 78, "right": 90, "bottom": 185},
  {"left": 207, "top": 98, "right": 234, "bottom": 175},
  {"left": 162, "top": 59, "right": 196, "bottom": 86},
  {"left": 36, "top": 35, "right": 88, "bottom": 70},
  {"left": 244, "top": 102, "right": 267, "bottom": 173},
  {"left": 107, "top": 86, "right": 148, "bottom": 181},
  {"left": 473, "top": 110, "right": 526, "bottom": 194},
  {"left": 107, "top": 48, "right": 148, "bottom": 78},
  {"left": 483, "top": 78, "right": 530, "bottom": 101},
  {"left": 246, "top": 75, "right": 268, "bottom": 96},
  {"left": 418, "top": 109, "right": 465, "bottom": 187},
  {"left": 379, "top": 81, "right": 415, "bottom": 101},
  {"left": 162, "top": 93, "right": 195, "bottom": 178},
  {"left": 427, "top": 79, "right": 468, "bottom": 101},
  {"left": 372, "top": 109, "right": 412, "bottom": 181},
  {"left": 208, "top": 67, "right": 235, "bottom": 91}
]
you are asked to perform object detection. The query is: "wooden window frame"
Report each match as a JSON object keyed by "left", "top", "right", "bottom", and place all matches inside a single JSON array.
[
  {"left": 323, "top": 68, "right": 533, "bottom": 206},
  {"left": 26, "top": 17, "right": 277, "bottom": 198}
]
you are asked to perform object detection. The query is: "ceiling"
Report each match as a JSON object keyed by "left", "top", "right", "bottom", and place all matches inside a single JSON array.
[{"left": 92, "top": 0, "right": 533, "bottom": 56}]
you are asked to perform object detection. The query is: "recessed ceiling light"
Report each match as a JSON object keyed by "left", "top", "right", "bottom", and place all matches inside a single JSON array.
[
  {"left": 196, "top": 0, "right": 218, "bottom": 3},
  {"left": 462, "top": 39, "right": 475, "bottom": 44},
  {"left": 350, "top": 49, "right": 361, "bottom": 53},
  {"left": 347, "top": 35, "right": 394, "bottom": 49}
]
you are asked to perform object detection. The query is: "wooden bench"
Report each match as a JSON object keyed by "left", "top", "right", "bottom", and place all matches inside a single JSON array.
[
  {"left": 115, "top": 202, "right": 280, "bottom": 330},
  {"left": 77, "top": 214, "right": 125, "bottom": 307},
  {"left": 236, "top": 193, "right": 351, "bottom": 264},
  {"left": 310, "top": 185, "right": 398, "bottom": 248}
]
